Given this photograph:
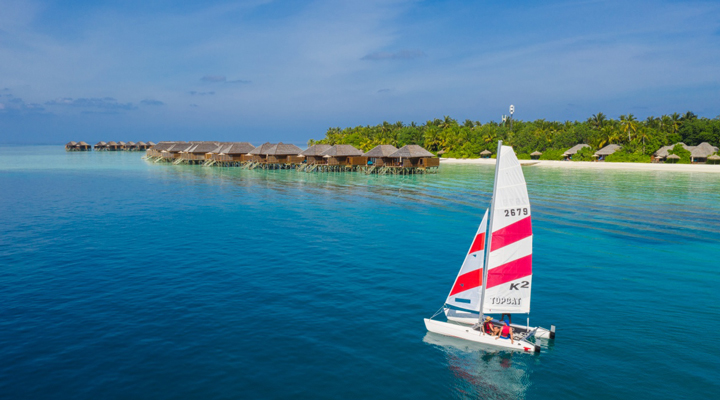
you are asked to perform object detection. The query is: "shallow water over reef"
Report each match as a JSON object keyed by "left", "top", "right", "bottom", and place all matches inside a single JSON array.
[{"left": 1, "top": 146, "right": 719, "bottom": 399}]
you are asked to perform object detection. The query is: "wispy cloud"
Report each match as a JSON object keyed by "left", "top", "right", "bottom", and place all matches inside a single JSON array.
[
  {"left": 362, "top": 50, "right": 426, "bottom": 61},
  {"left": 45, "top": 97, "right": 136, "bottom": 111},
  {"left": 200, "top": 75, "right": 227, "bottom": 82},
  {"left": 200, "top": 75, "right": 251, "bottom": 84},
  {"left": 140, "top": 99, "right": 164, "bottom": 106},
  {"left": 0, "top": 95, "right": 45, "bottom": 114},
  {"left": 189, "top": 91, "right": 215, "bottom": 96}
]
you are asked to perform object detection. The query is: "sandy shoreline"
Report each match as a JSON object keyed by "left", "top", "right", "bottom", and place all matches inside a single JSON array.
[{"left": 439, "top": 158, "right": 720, "bottom": 173}]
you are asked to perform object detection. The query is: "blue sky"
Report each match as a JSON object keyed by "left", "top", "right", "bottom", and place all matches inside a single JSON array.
[{"left": 1, "top": 0, "right": 719, "bottom": 144}]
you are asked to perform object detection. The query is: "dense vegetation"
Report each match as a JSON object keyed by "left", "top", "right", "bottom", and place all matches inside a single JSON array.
[{"left": 309, "top": 112, "right": 720, "bottom": 161}]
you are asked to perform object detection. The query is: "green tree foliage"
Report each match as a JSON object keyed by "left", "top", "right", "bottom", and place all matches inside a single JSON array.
[
  {"left": 572, "top": 146, "right": 595, "bottom": 161},
  {"left": 668, "top": 144, "right": 692, "bottom": 164},
  {"left": 308, "top": 112, "right": 720, "bottom": 162}
]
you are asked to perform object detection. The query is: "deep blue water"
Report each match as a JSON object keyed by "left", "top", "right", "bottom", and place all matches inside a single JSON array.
[{"left": 1, "top": 146, "right": 719, "bottom": 399}]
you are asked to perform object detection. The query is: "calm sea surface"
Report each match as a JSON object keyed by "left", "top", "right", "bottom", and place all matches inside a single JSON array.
[{"left": 1, "top": 145, "right": 719, "bottom": 399}]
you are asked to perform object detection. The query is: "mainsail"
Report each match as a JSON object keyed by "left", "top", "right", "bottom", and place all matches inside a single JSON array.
[
  {"left": 444, "top": 210, "right": 488, "bottom": 313},
  {"left": 482, "top": 145, "right": 533, "bottom": 314}
]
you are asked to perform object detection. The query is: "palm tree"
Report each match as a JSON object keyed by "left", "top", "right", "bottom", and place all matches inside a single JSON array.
[
  {"left": 636, "top": 126, "right": 651, "bottom": 154},
  {"left": 670, "top": 113, "right": 682, "bottom": 133},
  {"left": 590, "top": 112, "right": 606, "bottom": 130},
  {"left": 619, "top": 114, "right": 638, "bottom": 141}
]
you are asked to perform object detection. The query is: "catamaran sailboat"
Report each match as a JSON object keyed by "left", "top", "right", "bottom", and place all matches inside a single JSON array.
[{"left": 424, "top": 141, "right": 555, "bottom": 353}]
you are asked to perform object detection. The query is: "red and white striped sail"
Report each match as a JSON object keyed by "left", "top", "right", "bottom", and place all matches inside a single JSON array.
[
  {"left": 483, "top": 145, "right": 533, "bottom": 314},
  {"left": 444, "top": 210, "right": 488, "bottom": 314}
]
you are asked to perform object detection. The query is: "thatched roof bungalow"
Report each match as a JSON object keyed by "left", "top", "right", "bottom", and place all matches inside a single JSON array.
[
  {"left": 320, "top": 144, "right": 364, "bottom": 166},
  {"left": 147, "top": 141, "right": 176, "bottom": 157},
  {"left": 690, "top": 142, "right": 719, "bottom": 163},
  {"left": 65, "top": 141, "right": 77, "bottom": 151},
  {"left": 212, "top": 142, "right": 256, "bottom": 162},
  {"left": 165, "top": 142, "right": 192, "bottom": 159},
  {"left": 388, "top": 145, "right": 439, "bottom": 168},
  {"left": 593, "top": 144, "right": 621, "bottom": 161},
  {"left": 94, "top": 141, "right": 107, "bottom": 151},
  {"left": 267, "top": 142, "right": 304, "bottom": 164},
  {"left": 480, "top": 149, "right": 492, "bottom": 158},
  {"left": 75, "top": 141, "right": 91, "bottom": 151},
  {"left": 707, "top": 155, "right": 720, "bottom": 165},
  {"left": 182, "top": 142, "right": 220, "bottom": 160},
  {"left": 248, "top": 142, "right": 276, "bottom": 163},
  {"left": 301, "top": 144, "right": 332, "bottom": 164},
  {"left": 653, "top": 142, "right": 718, "bottom": 163},
  {"left": 563, "top": 144, "right": 590, "bottom": 160},
  {"left": 363, "top": 145, "right": 398, "bottom": 166},
  {"left": 136, "top": 141, "right": 148, "bottom": 150},
  {"left": 106, "top": 141, "right": 120, "bottom": 151},
  {"left": 530, "top": 151, "right": 542, "bottom": 160}
]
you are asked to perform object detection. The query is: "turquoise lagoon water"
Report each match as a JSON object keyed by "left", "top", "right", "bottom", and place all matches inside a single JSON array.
[{"left": 1, "top": 145, "right": 719, "bottom": 399}]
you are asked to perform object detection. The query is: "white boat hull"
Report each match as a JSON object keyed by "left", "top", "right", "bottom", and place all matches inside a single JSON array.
[
  {"left": 444, "top": 310, "right": 554, "bottom": 339},
  {"left": 424, "top": 319, "right": 540, "bottom": 353}
]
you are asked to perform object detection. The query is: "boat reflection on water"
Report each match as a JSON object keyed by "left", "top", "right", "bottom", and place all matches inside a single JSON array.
[{"left": 423, "top": 332, "right": 533, "bottom": 399}]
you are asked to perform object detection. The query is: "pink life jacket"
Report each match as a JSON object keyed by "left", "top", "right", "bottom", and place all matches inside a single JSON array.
[{"left": 501, "top": 325, "right": 511, "bottom": 337}]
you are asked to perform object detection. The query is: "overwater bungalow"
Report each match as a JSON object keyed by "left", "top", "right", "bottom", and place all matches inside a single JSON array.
[
  {"left": 136, "top": 141, "right": 148, "bottom": 150},
  {"left": 248, "top": 142, "right": 276, "bottom": 163},
  {"left": 563, "top": 144, "right": 590, "bottom": 160},
  {"left": 118, "top": 141, "right": 127, "bottom": 150},
  {"left": 301, "top": 144, "right": 332, "bottom": 164},
  {"left": 125, "top": 141, "right": 137, "bottom": 151},
  {"left": 65, "top": 141, "right": 77, "bottom": 151},
  {"left": 181, "top": 142, "right": 220, "bottom": 163},
  {"left": 167, "top": 142, "right": 193, "bottom": 160},
  {"left": 321, "top": 144, "right": 365, "bottom": 166},
  {"left": 211, "top": 142, "right": 256, "bottom": 164},
  {"left": 94, "top": 141, "right": 107, "bottom": 151},
  {"left": 593, "top": 144, "right": 622, "bottom": 161},
  {"left": 75, "top": 141, "right": 91, "bottom": 151},
  {"left": 363, "top": 145, "right": 398, "bottom": 166},
  {"left": 267, "top": 143, "right": 304, "bottom": 164},
  {"left": 388, "top": 145, "right": 439, "bottom": 168},
  {"left": 530, "top": 151, "right": 542, "bottom": 160},
  {"left": 480, "top": 149, "right": 492, "bottom": 158},
  {"left": 106, "top": 141, "right": 120, "bottom": 151},
  {"left": 147, "top": 141, "right": 176, "bottom": 158},
  {"left": 147, "top": 141, "right": 156, "bottom": 148}
]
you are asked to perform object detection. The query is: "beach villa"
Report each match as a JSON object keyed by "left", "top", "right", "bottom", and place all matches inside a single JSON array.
[
  {"left": 594, "top": 144, "right": 622, "bottom": 161},
  {"left": 563, "top": 144, "right": 590, "bottom": 160}
]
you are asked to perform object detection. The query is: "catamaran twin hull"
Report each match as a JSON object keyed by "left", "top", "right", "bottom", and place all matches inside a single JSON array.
[
  {"left": 444, "top": 309, "right": 554, "bottom": 339},
  {"left": 424, "top": 319, "right": 540, "bottom": 353}
]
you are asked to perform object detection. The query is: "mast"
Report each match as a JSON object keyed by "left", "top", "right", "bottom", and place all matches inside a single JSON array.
[{"left": 478, "top": 140, "right": 502, "bottom": 323}]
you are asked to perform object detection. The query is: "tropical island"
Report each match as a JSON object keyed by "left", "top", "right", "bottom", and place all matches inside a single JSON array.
[{"left": 308, "top": 112, "right": 720, "bottom": 164}]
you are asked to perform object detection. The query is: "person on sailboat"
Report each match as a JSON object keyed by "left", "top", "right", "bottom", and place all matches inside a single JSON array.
[
  {"left": 482, "top": 316, "right": 499, "bottom": 336},
  {"left": 495, "top": 320, "right": 514, "bottom": 344}
]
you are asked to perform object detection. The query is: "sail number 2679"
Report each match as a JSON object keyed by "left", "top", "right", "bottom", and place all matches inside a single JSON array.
[{"left": 504, "top": 208, "right": 529, "bottom": 217}]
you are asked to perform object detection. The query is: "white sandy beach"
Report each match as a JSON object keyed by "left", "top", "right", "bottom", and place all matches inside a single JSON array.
[{"left": 440, "top": 158, "right": 720, "bottom": 173}]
